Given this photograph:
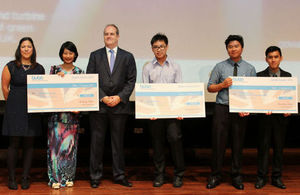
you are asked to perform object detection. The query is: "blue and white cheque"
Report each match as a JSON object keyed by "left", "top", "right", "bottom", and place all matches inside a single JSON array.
[
  {"left": 27, "top": 74, "right": 99, "bottom": 113},
  {"left": 135, "top": 83, "right": 206, "bottom": 119},
  {"left": 229, "top": 77, "right": 298, "bottom": 113}
]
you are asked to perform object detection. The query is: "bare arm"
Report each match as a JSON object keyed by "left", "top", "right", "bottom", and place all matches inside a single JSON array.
[
  {"left": 208, "top": 77, "right": 232, "bottom": 93},
  {"left": 1, "top": 66, "right": 11, "bottom": 100}
]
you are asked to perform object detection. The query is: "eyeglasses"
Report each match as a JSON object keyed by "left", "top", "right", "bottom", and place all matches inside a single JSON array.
[
  {"left": 152, "top": 45, "right": 166, "bottom": 50},
  {"left": 227, "top": 44, "right": 241, "bottom": 49}
]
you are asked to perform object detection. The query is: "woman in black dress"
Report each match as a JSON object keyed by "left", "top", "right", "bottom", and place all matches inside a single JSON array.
[{"left": 1, "top": 37, "right": 45, "bottom": 190}]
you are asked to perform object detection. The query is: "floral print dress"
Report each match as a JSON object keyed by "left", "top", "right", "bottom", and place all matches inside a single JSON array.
[{"left": 47, "top": 65, "right": 83, "bottom": 186}]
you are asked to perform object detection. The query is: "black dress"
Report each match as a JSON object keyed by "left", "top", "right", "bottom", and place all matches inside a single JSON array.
[{"left": 2, "top": 61, "right": 45, "bottom": 136}]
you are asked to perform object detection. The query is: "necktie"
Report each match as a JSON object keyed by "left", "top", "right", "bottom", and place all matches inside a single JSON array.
[
  {"left": 109, "top": 49, "right": 115, "bottom": 73},
  {"left": 233, "top": 63, "right": 238, "bottom": 76}
]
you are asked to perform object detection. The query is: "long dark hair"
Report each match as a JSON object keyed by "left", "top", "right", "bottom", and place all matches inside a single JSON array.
[{"left": 15, "top": 37, "right": 37, "bottom": 68}]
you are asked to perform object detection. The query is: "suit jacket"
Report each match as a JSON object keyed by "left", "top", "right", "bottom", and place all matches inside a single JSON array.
[
  {"left": 257, "top": 67, "right": 291, "bottom": 77},
  {"left": 257, "top": 67, "right": 291, "bottom": 119},
  {"left": 86, "top": 47, "right": 136, "bottom": 114}
]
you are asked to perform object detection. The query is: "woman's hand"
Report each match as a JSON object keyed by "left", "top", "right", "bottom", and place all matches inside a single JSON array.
[{"left": 57, "top": 71, "right": 65, "bottom": 77}]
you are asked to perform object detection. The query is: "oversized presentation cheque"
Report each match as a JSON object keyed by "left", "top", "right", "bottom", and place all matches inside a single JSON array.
[
  {"left": 135, "top": 83, "right": 206, "bottom": 119},
  {"left": 229, "top": 76, "right": 298, "bottom": 113},
  {"left": 27, "top": 74, "right": 99, "bottom": 113}
]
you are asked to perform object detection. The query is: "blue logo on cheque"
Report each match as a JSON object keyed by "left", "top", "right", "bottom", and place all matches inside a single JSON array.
[
  {"left": 31, "top": 76, "right": 43, "bottom": 80},
  {"left": 140, "top": 84, "right": 151, "bottom": 89},
  {"left": 233, "top": 77, "right": 244, "bottom": 82}
]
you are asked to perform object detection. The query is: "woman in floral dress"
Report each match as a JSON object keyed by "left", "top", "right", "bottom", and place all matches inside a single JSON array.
[{"left": 47, "top": 41, "right": 83, "bottom": 189}]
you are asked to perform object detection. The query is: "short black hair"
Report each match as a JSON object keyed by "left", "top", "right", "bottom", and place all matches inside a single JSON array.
[
  {"left": 59, "top": 41, "right": 78, "bottom": 62},
  {"left": 15, "top": 37, "right": 37, "bottom": 68},
  {"left": 265, "top": 46, "right": 282, "bottom": 57},
  {"left": 225, "top": 35, "right": 244, "bottom": 48},
  {"left": 151, "top": 33, "right": 168, "bottom": 46}
]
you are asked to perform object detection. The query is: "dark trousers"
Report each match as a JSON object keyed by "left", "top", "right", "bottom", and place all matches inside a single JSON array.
[
  {"left": 149, "top": 119, "right": 185, "bottom": 178},
  {"left": 89, "top": 112, "right": 128, "bottom": 181},
  {"left": 8, "top": 136, "right": 34, "bottom": 178},
  {"left": 210, "top": 104, "right": 247, "bottom": 180},
  {"left": 257, "top": 115, "right": 288, "bottom": 179}
]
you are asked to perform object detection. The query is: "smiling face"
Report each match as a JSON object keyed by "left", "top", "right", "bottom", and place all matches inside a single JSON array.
[
  {"left": 226, "top": 40, "right": 243, "bottom": 62},
  {"left": 152, "top": 40, "right": 168, "bottom": 62},
  {"left": 104, "top": 25, "right": 119, "bottom": 49},
  {"left": 266, "top": 50, "right": 282, "bottom": 73},
  {"left": 62, "top": 48, "right": 75, "bottom": 64},
  {"left": 20, "top": 40, "right": 33, "bottom": 61}
]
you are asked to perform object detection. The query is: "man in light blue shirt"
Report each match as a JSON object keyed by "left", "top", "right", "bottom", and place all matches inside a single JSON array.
[
  {"left": 207, "top": 58, "right": 256, "bottom": 105},
  {"left": 206, "top": 35, "right": 256, "bottom": 190},
  {"left": 142, "top": 56, "right": 182, "bottom": 83},
  {"left": 143, "top": 33, "right": 184, "bottom": 188}
]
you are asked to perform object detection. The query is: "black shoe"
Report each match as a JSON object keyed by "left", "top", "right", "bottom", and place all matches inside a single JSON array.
[
  {"left": 255, "top": 178, "right": 267, "bottom": 189},
  {"left": 153, "top": 175, "right": 164, "bottom": 187},
  {"left": 21, "top": 177, "right": 30, "bottom": 190},
  {"left": 173, "top": 176, "right": 183, "bottom": 188},
  {"left": 115, "top": 178, "right": 132, "bottom": 187},
  {"left": 8, "top": 177, "right": 18, "bottom": 190},
  {"left": 206, "top": 176, "right": 220, "bottom": 189},
  {"left": 90, "top": 180, "right": 100, "bottom": 188},
  {"left": 232, "top": 179, "right": 244, "bottom": 190},
  {"left": 271, "top": 178, "right": 286, "bottom": 189}
]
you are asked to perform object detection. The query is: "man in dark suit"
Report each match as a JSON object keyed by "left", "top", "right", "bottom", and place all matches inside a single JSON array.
[
  {"left": 86, "top": 24, "right": 136, "bottom": 188},
  {"left": 255, "top": 46, "right": 291, "bottom": 189}
]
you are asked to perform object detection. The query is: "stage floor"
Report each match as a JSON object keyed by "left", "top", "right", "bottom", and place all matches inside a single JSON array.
[
  {"left": 0, "top": 149, "right": 300, "bottom": 194},
  {"left": 0, "top": 167, "right": 300, "bottom": 194}
]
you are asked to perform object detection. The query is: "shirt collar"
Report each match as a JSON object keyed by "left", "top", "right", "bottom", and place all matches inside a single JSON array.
[
  {"left": 268, "top": 67, "right": 280, "bottom": 77},
  {"left": 106, "top": 46, "right": 118, "bottom": 54},
  {"left": 228, "top": 58, "right": 242, "bottom": 66},
  {"left": 152, "top": 56, "right": 170, "bottom": 66}
]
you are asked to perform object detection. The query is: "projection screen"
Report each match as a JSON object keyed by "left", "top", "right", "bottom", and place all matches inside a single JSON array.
[{"left": 0, "top": 0, "right": 300, "bottom": 101}]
